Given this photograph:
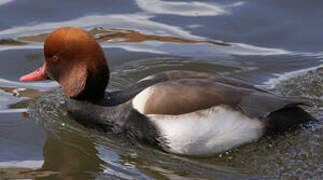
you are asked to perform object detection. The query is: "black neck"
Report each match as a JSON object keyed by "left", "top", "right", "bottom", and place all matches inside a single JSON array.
[
  {"left": 73, "top": 68, "right": 109, "bottom": 104},
  {"left": 66, "top": 99, "right": 160, "bottom": 145}
]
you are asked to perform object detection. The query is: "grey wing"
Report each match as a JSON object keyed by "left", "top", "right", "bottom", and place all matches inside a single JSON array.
[
  {"left": 132, "top": 78, "right": 308, "bottom": 119},
  {"left": 108, "top": 70, "right": 263, "bottom": 105},
  {"left": 238, "top": 91, "right": 308, "bottom": 118}
]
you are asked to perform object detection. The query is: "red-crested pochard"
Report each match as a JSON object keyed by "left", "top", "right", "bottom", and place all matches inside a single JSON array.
[{"left": 20, "top": 27, "right": 313, "bottom": 156}]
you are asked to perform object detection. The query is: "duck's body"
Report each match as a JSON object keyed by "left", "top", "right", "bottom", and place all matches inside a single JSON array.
[
  {"left": 20, "top": 27, "right": 313, "bottom": 156},
  {"left": 66, "top": 70, "right": 311, "bottom": 155}
]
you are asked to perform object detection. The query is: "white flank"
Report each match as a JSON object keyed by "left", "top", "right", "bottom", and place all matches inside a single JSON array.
[
  {"left": 132, "top": 87, "right": 153, "bottom": 113},
  {"left": 148, "top": 105, "right": 264, "bottom": 156}
]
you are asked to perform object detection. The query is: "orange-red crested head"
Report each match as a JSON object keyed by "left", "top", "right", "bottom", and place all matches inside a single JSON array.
[{"left": 20, "top": 27, "right": 110, "bottom": 101}]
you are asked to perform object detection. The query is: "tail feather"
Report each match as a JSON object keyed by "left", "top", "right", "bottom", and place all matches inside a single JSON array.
[{"left": 266, "top": 106, "right": 315, "bottom": 135}]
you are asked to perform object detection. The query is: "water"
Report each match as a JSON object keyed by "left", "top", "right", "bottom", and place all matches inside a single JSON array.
[{"left": 0, "top": 0, "right": 322, "bottom": 179}]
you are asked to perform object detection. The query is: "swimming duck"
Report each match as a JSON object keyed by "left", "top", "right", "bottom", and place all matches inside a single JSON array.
[{"left": 20, "top": 27, "right": 313, "bottom": 156}]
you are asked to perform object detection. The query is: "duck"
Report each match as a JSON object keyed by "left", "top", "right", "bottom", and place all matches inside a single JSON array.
[{"left": 19, "top": 27, "right": 314, "bottom": 156}]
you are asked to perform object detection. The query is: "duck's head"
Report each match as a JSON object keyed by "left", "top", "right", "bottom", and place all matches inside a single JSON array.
[{"left": 20, "top": 27, "right": 110, "bottom": 102}]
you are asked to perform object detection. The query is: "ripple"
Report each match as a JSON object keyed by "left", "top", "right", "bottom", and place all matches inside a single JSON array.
[
  {"left": 274, "top": 66, "right": 323, "bottom": 118},
  {"left": 136, "top": 0, "right": 243, "bottom": 16},
  {"left": 0, "top": 0, "right": 14, "bottom": 6}
]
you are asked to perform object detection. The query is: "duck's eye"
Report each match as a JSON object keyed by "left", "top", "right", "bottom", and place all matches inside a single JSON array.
[
  {"left": 52, "top": 55, "right": 59, "bottom": 62},
  {"left": 47, "top": 55, "right": 59, "bottom": 63}
]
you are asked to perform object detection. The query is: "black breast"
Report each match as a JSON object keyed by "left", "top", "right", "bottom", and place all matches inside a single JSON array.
[{"left": 66, "top": 99, "right": 162, "bottom": 145}]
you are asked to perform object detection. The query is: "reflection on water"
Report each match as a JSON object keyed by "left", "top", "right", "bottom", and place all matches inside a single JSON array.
[
  {"left": 0, "top": 112, "right": 45, "bottom": 179},
  {"left": 0, "top": 0, "right": 14, "bottom": 6},
  {"left": 135, "top": 0, "right": 239, "bottom": 16},
  {"left": 13, "top": 27, "right": 231, "bottom": 46},
  {"left": 21, "top": 89, "right": 254, "bottom": 179},
  {"left": 0, "top": 86, "right": 43, "bottom": 98},
  {"left": 0, "top": 38, "right": 25, "bottom": 46}
]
